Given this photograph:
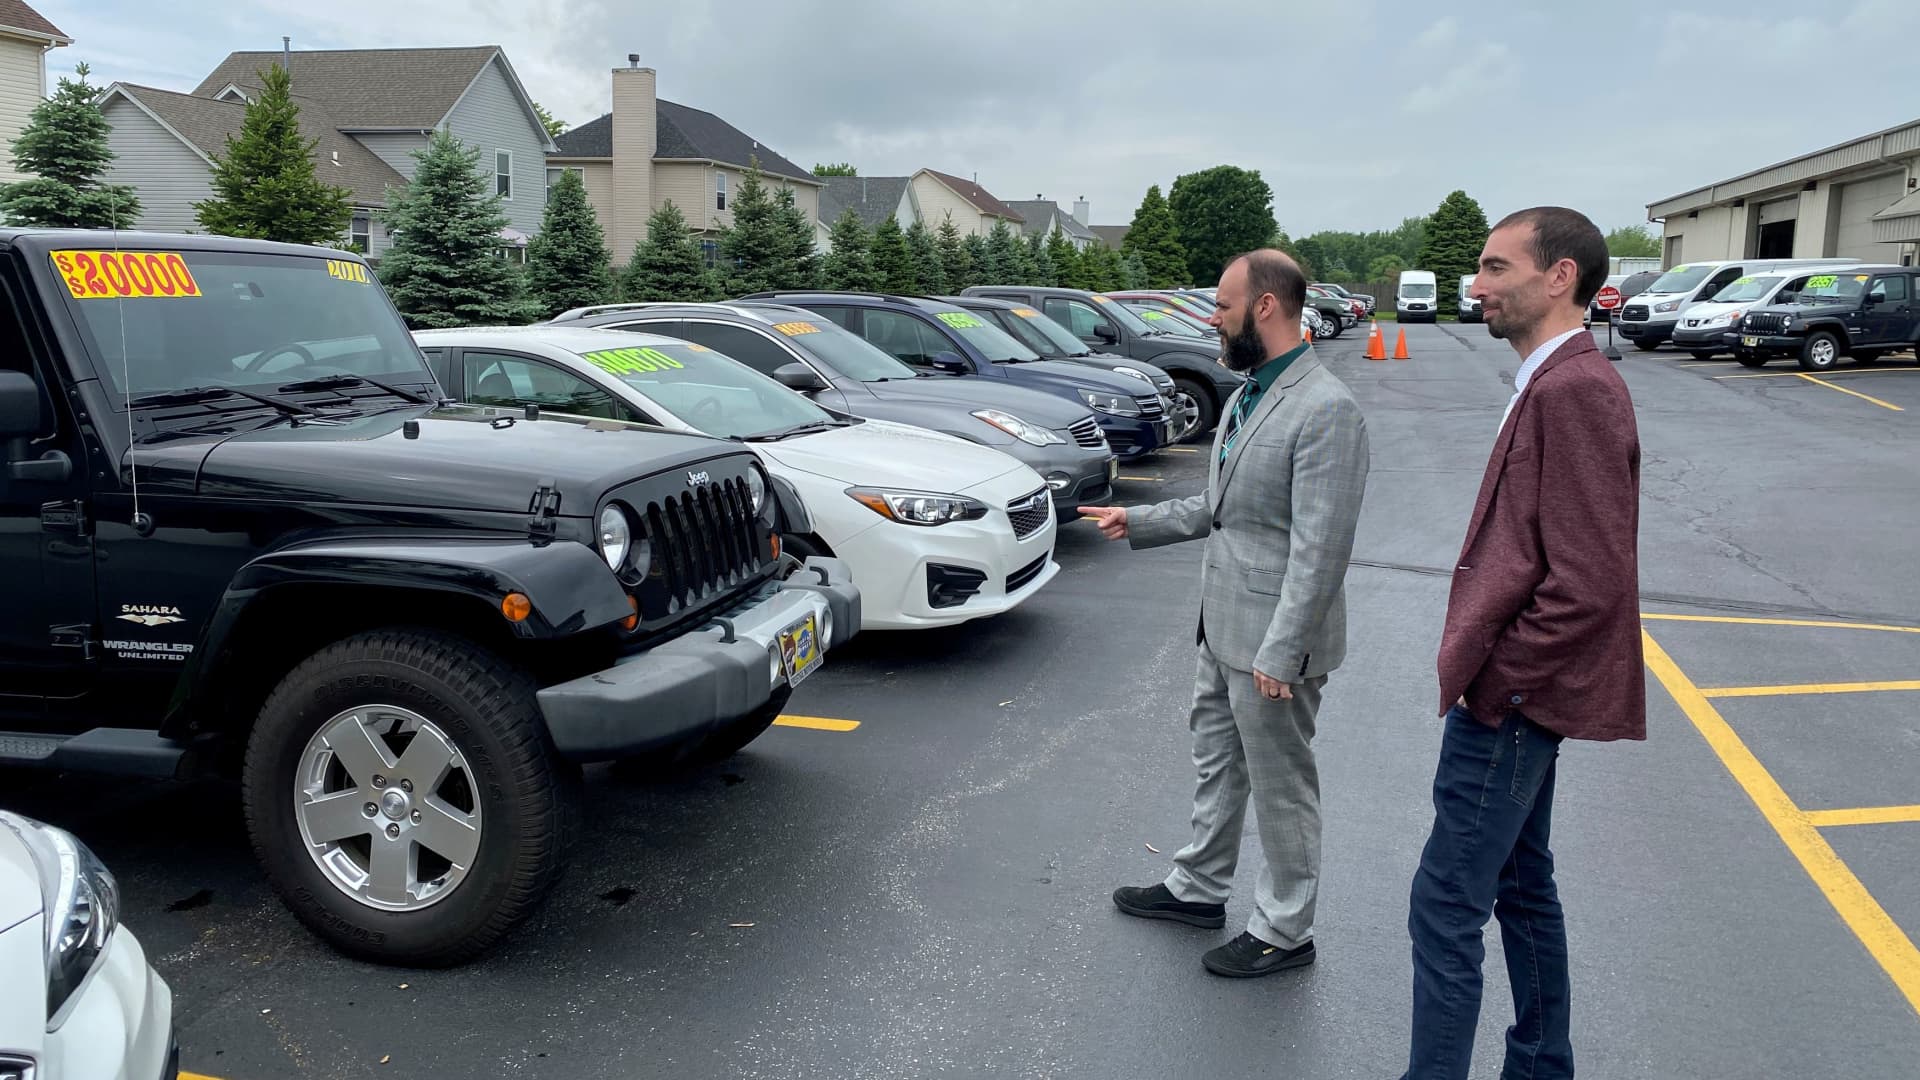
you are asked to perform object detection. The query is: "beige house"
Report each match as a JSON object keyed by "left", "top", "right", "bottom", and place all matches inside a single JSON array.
[
  {"left": 815, "top": 168, "right": 1026, "bottom": 249},
  {"left": 0, "top": 0, "right": 69, "bottom": 185},
  {"left": 908, "top": 169, "right": 1022, "bottom": 236},
  {"left": 549, "top": 60, "right": 822, "bottom": 264}
]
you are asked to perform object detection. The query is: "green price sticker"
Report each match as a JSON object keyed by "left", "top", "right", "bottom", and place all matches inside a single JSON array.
[
  {"left": 935, "top": 312, "right": 985, "bottom": 329},
  {"left": 1140, "top": 310, "right": 1167, "bottom": 319},
  {"left": 1807, "top": 275, "right": 1837, "bottom": 288},
  {"left": 583, "top": 345, "right": 686, "bottom": 375}
]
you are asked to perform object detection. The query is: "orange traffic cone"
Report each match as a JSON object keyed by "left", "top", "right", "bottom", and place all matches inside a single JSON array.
[
  {"left": 1304, "top": 324, "right": 1313, "bottom": 343},
  {"left": 1392, "top": 327, "right": 1410, "bottom": 360},
  {"left": 1365, "top": 322, "right": 1387, "bottom": 361}
]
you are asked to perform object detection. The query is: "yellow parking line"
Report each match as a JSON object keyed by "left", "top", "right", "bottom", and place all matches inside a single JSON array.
[
  {"left": 1642, "top": 613, "right": 1920, "bottom": 635},
  {"left": 1796, "top": 372, "right": 1904, "bottom": 411},
  {"left": 1700, "top": 679, "right": 1920, "bottom": 699},
  {"left": 1716, "top": 369, "right": 1920, "bottom": 379},
  {"left": 772, "top": 715, "right": 860, "bottom": 732},
  {"left": 1806, "top": 805, "right": 1920, "bottom": 828},
  {"left": 1642, "top": 629, "right": 1920, "bottom": 1017},
  {"left": 1116, "top": 475, "right": 1164, "bottom": 482},
  {"left": 1165, "top": 447, "right": 1200, "bottom": 453},
  {"left": 179, "top": 1074, "right": 226, "bottom": 1080}
]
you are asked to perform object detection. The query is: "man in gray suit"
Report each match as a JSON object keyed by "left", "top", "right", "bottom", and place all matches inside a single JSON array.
[{"left": 1079, "top": 248, "right": 1370, "bottom": 978}]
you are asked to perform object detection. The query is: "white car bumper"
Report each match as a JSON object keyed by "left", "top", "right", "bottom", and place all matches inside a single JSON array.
[
  {"left": 835, "top": 502, "right": 1059, "bottom": 630},
  {"left": 4, "top": 920, "right": 174, "bottom": 1080}
]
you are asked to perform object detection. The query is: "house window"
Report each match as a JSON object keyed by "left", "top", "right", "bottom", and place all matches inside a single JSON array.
[
  {"left": 699, "top": 239, "right": 720, "bottom": 266},
  {"left": 350, "top": 212, "right": 370, "bottom": 253},
  {"left": 496, "top": 150, "right": 512, "bottom": 199},
  {"left": 716, "top": 172, "right": 727, "bottom": 212},
  {"left": 545, "top": 166, "right": 584, "bottom": 205}
]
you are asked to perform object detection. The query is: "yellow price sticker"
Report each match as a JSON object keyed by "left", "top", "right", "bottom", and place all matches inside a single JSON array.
[
  {"left": 1012, "top": 307, "right": 1042, "bottom": 318},
  {"left": 1854, "top": 275, "right": 1871, "bottom": 282},
  {"left": 935, "top": 311, "right": 985, "bottom": 329},
  {"left": 51, "top": 250, "right": 202, "bottom": 300},
  {"left": 1091, "top": 295, "right": 1112, "bottom": 304},
  {"left": 684, "top": 342, "right": 711, "bottom": 351},
  {"left": 583, "top": 345, "right": 686, "bottom": 375},
  {"left": 325, "top": 259, "right": 372, "bottom": 285},
  {"left": 773, "top": 321, "right": 820, "bottom": 336}
]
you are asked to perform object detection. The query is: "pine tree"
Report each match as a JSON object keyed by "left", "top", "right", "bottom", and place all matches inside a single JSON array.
[
  {"left": 869, "top": 215, "right": 914, "bottom": 293},
  {"left": 193, "top": 64, "right": 354, "bottom": 244},
  {"left": 1046, "top": 227, "right": 1081, "bottom": 290},
  {"left": 962, "top": 233, "right": 990, "bottom": 288},
  {"left": 905, "top": 219, "right": 948, "bottom": 294},
  {"left": 1084, "top": 246, "right": 1124, "bottom": 292},
  {"left": 0, "top": 62, "right": 139, "bottom": 228},
  {"left": 822, "top": 209, "right": 877, "bottom": 291},
  {"left": 717, "top": 159, "right": 785, "bottom": 295},
  {"left": 376, "top": 130, "right": 538, "bottom": 327},
  {"left": 1416, "top": 189, "right": 1490, "bottom": 314},
  {"left": 1122, "top": 184, "right": 1188, "bottom": 289},
  {"left": 1120, "top": 252, "right": 1149, "bottom": 290},
  {"left": 524, "top": 168, "right": 615, "bottom": 317},
  {"left": 621, "top": 201, "right": 716, "bottom": 301},
  {"left": 984, "top": 220, "right": 1021, "bottom": 285},
  {"left": 773, "top": 185, "right": 821, "bottom": 289},
  {"left": 1027, "top": 231, "right": 1055, "bottom": 288},
  {"left": 936, "top": 214, "right": 972, "bottom": 290}
]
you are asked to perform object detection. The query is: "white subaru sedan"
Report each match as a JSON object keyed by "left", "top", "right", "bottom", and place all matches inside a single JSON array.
[
  {"left": 414, "top": 326, "right": 1060, "bottom": 631},
  {"left": 0, "top": 811, "right": 176, "bottom": 1080}
]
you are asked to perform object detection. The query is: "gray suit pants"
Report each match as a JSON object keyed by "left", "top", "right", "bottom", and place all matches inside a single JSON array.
[{"left": 1164, "top": 639, "right": 1328, "bottom": 950}]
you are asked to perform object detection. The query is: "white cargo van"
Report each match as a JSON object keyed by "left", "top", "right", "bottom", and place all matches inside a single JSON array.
[
  {"left": 1458, "top": 274, "right": 1480, "bottom": 322},
  {"left": 1668, "top": 265, "right": 1865, "bottom": 357},
  {"left": 1397, "top": 270, "right": 1438, "bottom": 323},
  {"left": 1616, "top": 258, "right": 1858, "bottom": 350}
]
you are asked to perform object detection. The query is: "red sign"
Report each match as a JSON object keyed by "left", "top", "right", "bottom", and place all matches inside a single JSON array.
[{"left": 1594, "top": 286, "right": 1623, "bottom": 311}]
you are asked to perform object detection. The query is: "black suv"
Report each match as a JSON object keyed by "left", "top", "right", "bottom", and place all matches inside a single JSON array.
[
  {"left": 1733, "top": 265, "right": 1920, "bottom": 371},
  {"left": 0, "top": 231, "right": 857, "bottom": 966},
  {"left": 958, "top": 285, "right": 1245, "bottom": 441}
]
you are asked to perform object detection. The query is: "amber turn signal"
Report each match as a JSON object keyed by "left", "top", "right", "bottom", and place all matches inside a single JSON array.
[
  {"left": 501, "top": 592, "right": 532, "bottom": 622},
  {"left": 770, "top": 532, "right": 782, "bottom": 560},
  {"left": 622, "top": 593, "right": 639, "bottom": 632}
]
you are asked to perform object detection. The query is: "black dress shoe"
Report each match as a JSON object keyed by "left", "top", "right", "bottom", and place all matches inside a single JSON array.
[
  {"left": 1201, "top": 931, "right": 1315, "bottom": 978},
  {"left": 1111, "top": 883, "right": 1226, "bottom": 928}
]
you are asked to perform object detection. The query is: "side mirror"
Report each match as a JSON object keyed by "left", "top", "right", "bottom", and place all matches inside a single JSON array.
[
  {"left": 1865, "top": 294, "right": 1885, "bottom": 308},
  {"left": 929, "top": 352, "right": 969, "bottom": 373},
  {"left": 771, "top": 362, "right": 828, "bottom": 393},
  {"left": 1092, "top": 324, "right": 1120, "bottom": 344},
  {"left": 0, "top": 369, "right": 38, "bottom": 440}
]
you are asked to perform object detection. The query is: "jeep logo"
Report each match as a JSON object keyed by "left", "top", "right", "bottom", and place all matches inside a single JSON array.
[{"left": 686, "top": 470, "right": 711, "bottom": 486}]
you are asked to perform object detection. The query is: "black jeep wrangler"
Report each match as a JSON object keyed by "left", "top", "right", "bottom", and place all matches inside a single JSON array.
[
  {"left": 0, "top": 231, "right": 857, "bottom": 965},
  {"left": 1733, "top": 265, "right": 1920, "bottom": 371}
]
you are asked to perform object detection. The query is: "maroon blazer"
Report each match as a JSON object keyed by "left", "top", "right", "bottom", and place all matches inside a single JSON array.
[{"left": 1436, "top": 333, "right": 1645, "bottom": 742}]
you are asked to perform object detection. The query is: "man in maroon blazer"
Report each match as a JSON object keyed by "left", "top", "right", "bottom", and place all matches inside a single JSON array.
[{"left": 1400, "top": 207, "right": 1643, "bottom": 1080}]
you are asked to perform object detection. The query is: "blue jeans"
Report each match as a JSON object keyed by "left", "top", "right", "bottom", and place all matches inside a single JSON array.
[{"left": 1403, "top": 705, "right": 1571, "bottom": 1080}]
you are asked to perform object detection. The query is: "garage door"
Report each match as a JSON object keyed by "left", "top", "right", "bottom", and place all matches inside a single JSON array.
[{"left": 1833, "top": 172, "right": 1906, "bottom": 262}]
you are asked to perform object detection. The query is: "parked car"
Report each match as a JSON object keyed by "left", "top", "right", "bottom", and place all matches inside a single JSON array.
[
  {"left": 957, "top": 285, "right": 1247, "bottom": 443},
  {"left": 1669, "top": 266, "right": 1862, "bottom": 358},
  {"left": 1397, "top": 270, "right": 1439, "bottom": 322},
  {"left": 0, "top": 230, "right": 857, "bottom": 965},
  {"left": 548, "top": 301, "right": 1118, "bottom": 511},
  {"left": 1458, "top": 274, "right": 1481, "bottom": 322},
  {"left": 1588, "top": 269, "right": 1662, "bottom": 326},
  {"left": 1733, "top": 265, "right": 1920, "bottom": 371},
  {"left": 417, "top": 326, "right": 1059, "bottom": 631},
  {"left": 1103, "top": 289, "right": 1216, "bottom": 322},
  {"left": 1313, "top": 282, "right": 1375, "bottom": 314},
  {"left": 939, "top": 295, "right": 1201, "bottom": 444},
  {"left": 0, "top": 811, "right": 176, "bottom": 1080},
  {"left": 1125, "top": 303, "right": 1217, "bottom": 338},
  {"left": 1304, "top": 286, "right": 1356, "bottom": 335},
  {"left": 1617, "top": 258, "right": 1859, "bottom": 350}
]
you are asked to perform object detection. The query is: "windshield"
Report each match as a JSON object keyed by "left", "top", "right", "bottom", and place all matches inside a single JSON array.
[
  {"left": 1796, "top": 272, "right": 1871, "bottom": 303},
  {"left": 54, "top": 249, "right": 429, "bottom": 400},
  {"left": 761, "top": 315, "right": 920, "bottom": 383},
  {"left": 931, "top": 309, "right": 1042, "bottom": 363},
  {"left": 1092, "top": 294, "right": 1157, "bottom": 335},
  {"left": 1645, "top": 264, "right": 1713, "bottom": 295},
  {"left": 1400, "top": 284, "right": 1435, "bottom": 298},
  {"left": 1711, "top": 275, "right": 1783, "bottom": 303},
  {"left": 1129, "top": 305, "right": 1211, "bottom": 337},
  {"left": 1172, "top": 293, "right": 1216, "bottom": 315},
  {"left": 996, "top": 306, "right": 1089, "bottom": 354},
  {"left": 574, "top": 338, "right": 833, "bottom": 439}
]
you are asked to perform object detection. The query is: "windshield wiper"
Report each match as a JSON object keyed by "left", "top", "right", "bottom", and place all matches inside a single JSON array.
[
  {"left": 277, "top": 373, "right": 434, "bottom": 404},
  {"left": 739, "top": 420, "right": 847, "bottom": 442},
  {"left": 129, "top": 385, "right": 319, "bottom": 417}
]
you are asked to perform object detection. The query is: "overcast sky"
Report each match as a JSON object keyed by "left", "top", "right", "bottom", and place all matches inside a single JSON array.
[{"left": 40, "top": 0, "right": 1920, "bottom": 237}]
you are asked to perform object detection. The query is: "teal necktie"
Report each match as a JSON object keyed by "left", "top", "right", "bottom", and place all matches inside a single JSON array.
[{"left": 1219, "top": 382, "right": 1259, "bottom": 466}]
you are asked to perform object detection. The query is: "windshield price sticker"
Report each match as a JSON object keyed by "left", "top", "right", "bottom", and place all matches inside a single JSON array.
[
  {"left": 773, "top": 321, "right": 820, "bottom": 336},
  {"left": 1091, "top": 295, "right": 1112, "bottom": 304},
  {"left": 1854, "top": 275, "right": 1871, "bottom": 282},
  {"left": 583, "top": 345, "right": 686, "bottom": 375},
  {"left": 1807, "top": 275, "right": 1838, "bottom": 288},
  {"left": 1140, "top": 310, "right": 1168, "bottom": 319},
  {"left": 935, "top": 312, "right": 985, "bottom": 329},
  {"left": 52, "top": 250, "right": 202, "bottom": 300},
  {"left": 325, "top": 259, "right": 372, "bottom": 284},
  {"left": 1012, "top": 307, "right": 1042, "bottom": 318}
]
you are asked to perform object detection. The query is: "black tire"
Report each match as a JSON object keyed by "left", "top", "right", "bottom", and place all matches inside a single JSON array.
[
  {"left": 243, "top": 628, "right": 574, "bottom": 967},
  {"left": 1736, "top": 354, "right": 1769, "bottom": 369},
  {"left": 1173, "top": 376, "right": 1219, "bottom": 443},
  {"left": 1320, "top": 313, "right": 1344, "bottom": 339},
  {"left": 1633, "top": 340, "right": 1661, "bottom": 352},
  {"left": 1798, "top": 331, "right": 1843, "bottom": 372}
]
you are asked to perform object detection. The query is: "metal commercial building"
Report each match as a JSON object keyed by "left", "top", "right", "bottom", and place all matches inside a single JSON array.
[{"left": 1647, "top": 118, "right": 1920, "bottom": 268}]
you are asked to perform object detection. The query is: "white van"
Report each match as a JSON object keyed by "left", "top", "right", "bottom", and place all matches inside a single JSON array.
[
  {"left": 1668, "top": 265, "right": 1865, "bottom": 357},
  {"left": 1457, "top": 274, "right": 1480, "bottom": 322},
  {"left": 1616, "top": 258, "right": 1858, "bottom": 350},
  {"left": 1397, "top": 270, "right": 1438, "bottom": 323}
]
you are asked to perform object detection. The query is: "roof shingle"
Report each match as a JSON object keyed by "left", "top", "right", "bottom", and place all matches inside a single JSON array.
[
  {"left": 548, "top": 99, "right": 816, "bottom": 184},
  {"left": 921, "top": 169, "right": 1022, "bottom": 223},
  {"left": 191, "top": 47, "right": 501, "bottom": 130},
  {"left": 819, "top": 176, "right": 910, "bottom": 229},
  {"left": 112, "top": 84, "right": 409, "bottom": 207},
  {"left": 0, "top": 0, "right": 66, "bottom": 42}
]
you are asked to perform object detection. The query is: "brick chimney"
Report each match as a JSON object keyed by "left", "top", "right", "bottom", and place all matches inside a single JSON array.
[{"left": 610, "top": 54, "right": 657, "bottom": 258}]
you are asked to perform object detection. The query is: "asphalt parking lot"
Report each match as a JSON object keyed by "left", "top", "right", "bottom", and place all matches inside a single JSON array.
[{"left": 8, "top": 321, "right": 1920, "bottom": 1079}]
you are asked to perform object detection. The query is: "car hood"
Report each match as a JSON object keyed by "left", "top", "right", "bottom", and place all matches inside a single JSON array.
[
  {"left": 135, "top": 404, "right": 749, "bottom": 513},
  {"left": 858, "top": 374, "right": 1091, "bottom": 427},
  {"left": 753, "top": 418, "right": 1030, "bottom": 493},
  {"left": 1684, "top": 301, "right": 1751, "bottom": 320},
  {"left": 1136, "top": 334, "right": 1222, "bottom": 360},
  {"left": 997, "top": 359, "right": 1156, "bottom": 396}
]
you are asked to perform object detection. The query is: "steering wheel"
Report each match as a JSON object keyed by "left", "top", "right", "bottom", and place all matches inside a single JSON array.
[
  {"left": 688, "top": 396, "right": 726, "bottom": 429},
  {"left": 238, "top": 341, "right": 318, "bottom": 374}
]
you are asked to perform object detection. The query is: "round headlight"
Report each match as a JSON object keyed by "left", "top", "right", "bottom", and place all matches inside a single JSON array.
[
  {"left": 747, "top": 467, "right": 767, "bottom": 514},
  {"left": 598, "top": 504, "right": 631, "bottom": 570}
]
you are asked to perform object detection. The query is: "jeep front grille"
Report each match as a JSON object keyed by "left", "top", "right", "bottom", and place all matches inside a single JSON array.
[
  {"left": 1743, "top": 313, "right": 1790, "bottom": 335},
  {"left": 636, "top": 476, "right": 761, "bottom": 614},
  {"left": 1069, "top": 417, "right": 1105, "bottom": 449}
]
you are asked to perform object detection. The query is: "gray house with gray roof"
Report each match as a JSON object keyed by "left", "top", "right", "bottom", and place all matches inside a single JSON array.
[{"left": 100, "top": 45, "right": 556, "bottom": 261}]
